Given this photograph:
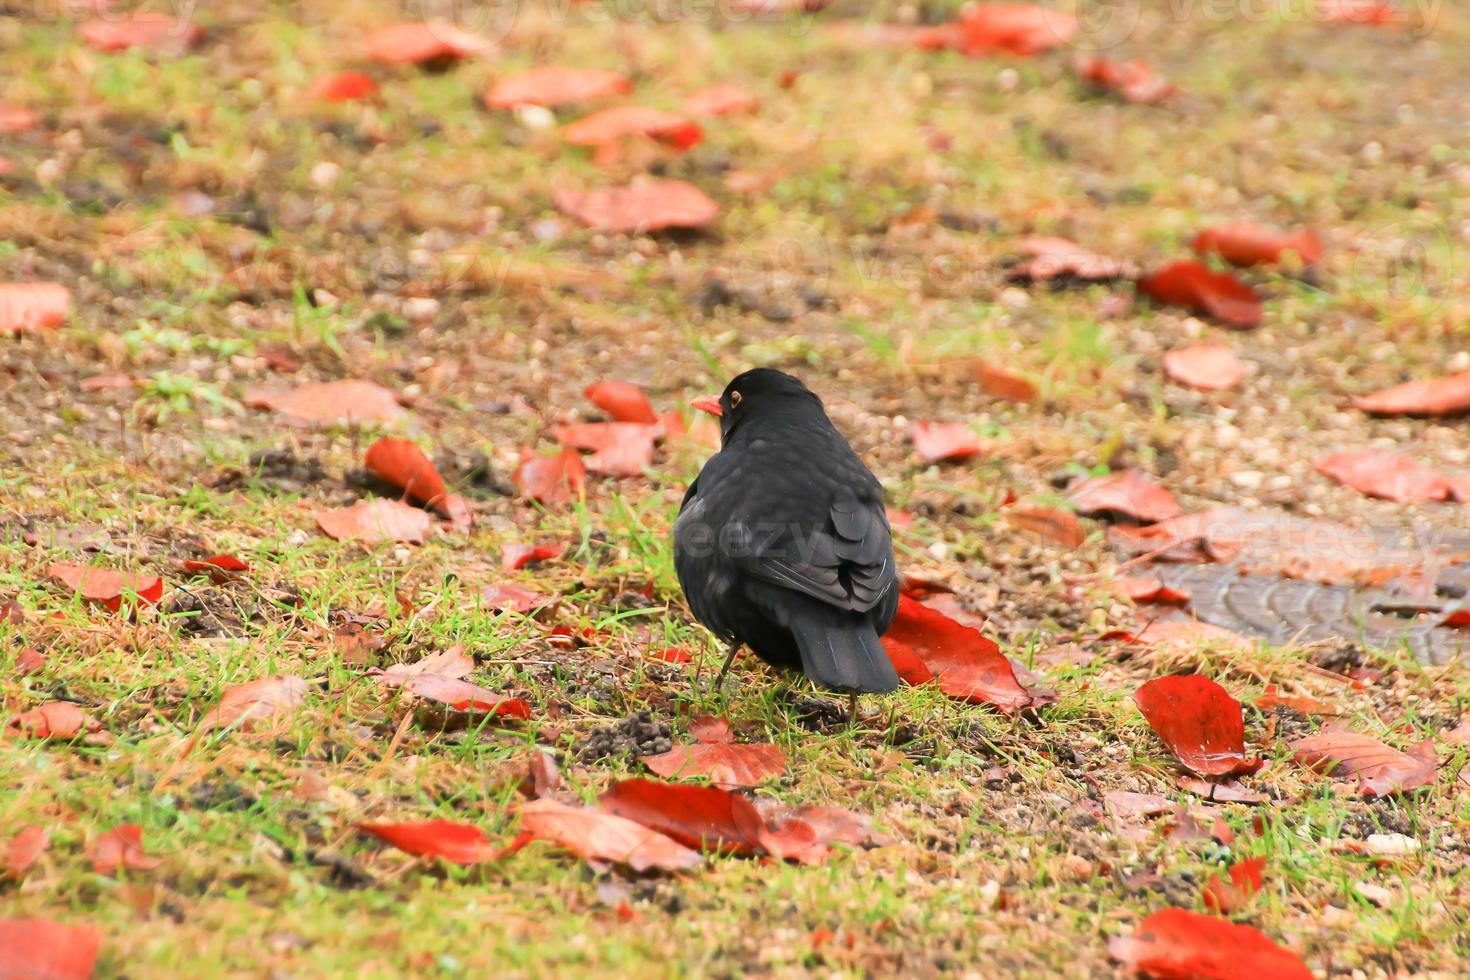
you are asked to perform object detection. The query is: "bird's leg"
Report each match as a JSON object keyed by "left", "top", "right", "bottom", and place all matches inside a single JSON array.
[
  {"left": 711, "top": 641, "right": 741, "bottom": 694},
  {"left": 847, "top": 692, "right": 859, "bottom": 726}
]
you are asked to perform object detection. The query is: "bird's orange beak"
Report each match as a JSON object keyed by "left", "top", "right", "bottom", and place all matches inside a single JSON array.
[{"left": 691, "top": 395, "right": 723, "bottom": 416}]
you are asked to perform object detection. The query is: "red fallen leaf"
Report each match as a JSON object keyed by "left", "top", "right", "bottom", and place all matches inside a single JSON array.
[
  {"left": 4, "top": 825, "right": 48, "bottom": 877},
  {"left": 1202, "top": 856, "right": 1266, "bottom": 913},
  {"left": 1103, "top": 791, "right": 1174, "bottom": 822},
  {"left": 1006, "top": 236, "right": 1134, "bottom": 283},
  {"left": 599, "top": 779, "right": 769, "bottom": 856},
  {"left": 357, "top": 820, "right": 506, "bottom": 863},
  {"left": 918, "top": 4, "right": 1079, "bottom": 56},
  {"left": 78, "top": 372, "right": 135, "bottom": 392},
  {"left": 685, "top": 83, "right": 760, "bottom": 117},
  {"left": 648, "top": 646, "right": 692, "bottom": 664},
  {"left": 585, "top": 380, "right": 660, "bottom": 423},
  {"left": 554, "top": 422, "right": 659, "bottom": 477},
  {"left": 243, "top": 379, "right": 407, "bottom": 426},
  {"left": 1138, "top": 259, "right": 1263, "bottom": 329},
  {"left": 1192, "top": 222, "right": 1323, "bottom": 267},
  {"left": 1067, "top": 470, "right": 1182, "bottom": 523},
  {"left": 881, "top": 638, "right": 937, "bottom": 686},
  {"left": 1074, "top": 55, "right": 1174, "bottom": 104},
  {"left": 1255, "top": 685, "right": 1339, "bottom": 715},
  {"left": 643, "top": 742, "right": 786, "bottom": 787},
  {"left": 1004, "top": 501, "right": 1085, "bottom": 548},
  {"left": 197, "top": 675, "right": 308, "bottom": 733},
  {"left": 307, "top": 71, "right": 378, "bottom": 103},
  {"left": 1352, "top": 371, "right": 1470, "bottom": 417},
  {"left": 1291, "top": 725, "right": 1436, "bottom": 796},
  {"left": 400, "top": 674, "right": 532, "bottom": 719},
  {"left": 375, "top": 648, "right": 474, "bottom": 687},
  {"left": 364, "top": 438, "right": 463, "bottom": 521},
  {"left": 969, "top": 360, "right": 1038, "bottom": 403},
  {"left": 1317, "top": 0, "right": 1403, "bottom": 24},
  {"left": 1164, "top": 805, "right": 1235, "bottom": 845},
  {"left": 484, "top": 66, "right": 632, "bottom": 109},
  {"left": 6, "top": 702, "right": 102, "bottom": 740},
  {"left": 91, "top": 824, "right": 163, "bottom": 873},
  {"left": 0, "top": 917, "right": 100, "bottom": 980},
  {"left": 502, "top": 541, "right": 564, "bottom": 570},
  {"left": 48, "top": 562, "right": 162, "bottom": 612},
  {"left": 362, "top": 21, "right": 492, "bottom": 65},
  {"left": 555, "top": 181, "right": 718, "bottom": 234},
  {"left": 564, "top": 107, "right": 703, "bottom": 151},
  {"left": 1314, "top": 450, "right": 1450, "bottom": 503},
  {"left": 0, "top": 283, "right": 71, "bottom": 333},
  {"left": 182, "top": 554, "right": 248, "bottom": 583},
  {"left": 0, "top": 104, "right": 38, "bottom": 133},
  {"left": 1110, "top": 908, "right": 1312, "bottom": 980},
  {"left": 78, "top": 13, "right": 203, "bottom": 53},
  {"left": 881, "top": 594, "right": 1035, "bottom": 712},
  {"left": 519, "top": 798, "right": 703, "bottom": 872},
  {"left": 1134, "top": 675, "right": 1264, "bottom": 778},
  {"left": 521, "top": 749, "right": 562, "bottom": 800},
  {"left": 513, "top": 448, "right": 588, "bottom": 504},
  {"left": 688, "top": 715, "right": 735, "bottom": 744},
  {"left": 1162, "top": 343, "right": 1246, "bottom": 392},
  {"left": 1177, "top": 777, "right": 1270, "bottom": 805},
  {"left": 481, "top": 583, "right": 557, "bottom": 614},
  {"left": 911, "top": 421, "right": 984, "bottom": 463},
  {"left": 753, "top": 799, "right": 886, "bottom": 864},
  {"left": 317, "top": 498, "right": 432, "bottom": 545},
  {"left": 1112, "top": 576, "right": 1190, "bottom": 605}
]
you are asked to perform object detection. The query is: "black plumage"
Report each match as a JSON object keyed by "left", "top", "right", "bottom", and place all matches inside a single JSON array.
[{"left": 673, "top": 369, "right": 900, "bottom": 702}]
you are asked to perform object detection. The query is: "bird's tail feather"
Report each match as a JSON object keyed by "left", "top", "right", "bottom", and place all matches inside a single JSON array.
[{"left": 788, "top": 606, "right": 900, "bottom": 694}]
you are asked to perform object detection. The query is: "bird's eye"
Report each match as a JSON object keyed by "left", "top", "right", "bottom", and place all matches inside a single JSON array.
[{"left": 729, "top": 390, "right": 742, "bottom": 409}]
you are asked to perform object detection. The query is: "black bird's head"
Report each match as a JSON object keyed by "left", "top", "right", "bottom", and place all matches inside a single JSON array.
[{"left": 703, "top": 368, "right": 825, "bottom": 442}]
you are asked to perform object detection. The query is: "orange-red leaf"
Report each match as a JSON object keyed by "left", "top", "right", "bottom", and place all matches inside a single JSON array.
[
  {"left": 519, "top": 798, "right": 703, "bottom": 872},
  {"left": 585, "top": 380, "right": 660, "bottom": 423},
  {"left": 1314, "top": 450, "right": 1451, "bottom": 502},
  {"left": 243, "top": 379, "right": 406, "bottom": 426},
  {"left": 0, "top": 917, "right": 100, "bottom": 980},
  {"left": 400, "top": 674, "right": 532, "bottom": 719},
  {"left": 357, "top": 820, "right": 504, "bottom": 863},
  {"left": 1006, "top": 237, "right": 1134, "bottom": 283},
  {"left": 1004, "top": 502, "right": 1085, "bottom": 548},
  {"left": 182, "top": 555, "right": 249, "bottom": 583},
  {"left": 1074, "top": 55, "right": 1174, "bottom": 104},
  {"left": 881, "top": 595, "right": 1034, "bottom": 712},
  {"left": 4, "top": 825, "right": 48, "bottom": 878},
  {"left": 197, "top": 675, "right": 308, "bottom": 733},
  {"left": 684, "top": 83, "right": 760, "bottom": 117},
  {"left": 48, "top": 562, "right": 162, "bottom": 612},
  {"left": 1254, "top": 685, "right": 1339, "bottom": 716},
  {"left": 1317, "top": 0, "right": 1403, "bottom": 24},
  {"left": 554, "top": 422, "right": 659, "bottom": 476},
  {"left": 362, "top": 21, "right": 492, "bottom": 65},
  {"left": 918, "top": 4, "right": 1079, "bottom": 57},
  {"left": 484, "top": 67, "right": 632, "bottom": 109},
  {"left": 1192, "top": 222, "right": 1323, "bottom": 267},
  {"left": 689, "top": 715, "right": 735, "bottom": 743},
  {"left": 1067, "top": 470, "right": 1181, "bottom": 523},
  {"left": 1202, "top": 857, "right": 1266, "bottom": 913},
  {"left": 1162, "top": 343, "right": 1246, "bottom": 391},
  {"left": 6, "top": 702, "right": 101, "bottom": 740},
  {"left": 969, "top": 360, "right": 1038, "bottom": 403},
  {"left": 1112, "top": 576, "right": 1191, "bottom": 605},
  {"left": 0, "top": 104, "right": 38, "bottom": 133},
  {"left": 910, "top": 421, "right": 984, "bottom": 463},
  {"left": 1138, "top": 259, "right": 1263, "bottom": 329},
  {"left": 564, "top": 106, "right": 702, "bottom": 151},
  {"left": 1134, "top": 675, "right": 1263, "bottom": 778},
  {"left": 364, "top": 438, "right": 462, "bottom": 519},
  {"left": 555, "top": 181, "right": 718, "bottom": 234},
  {"left": 307, "top": 71, "right": 378, "bottom": 103},
  {"left": 502, "top": 541, "right": 565, "bottom": 570},
  {"left": 1291, "top": 725, "right": 1436, "bottom": 796},
  {"left": 1110, "top": 908, "right": 1312, "bottom": 980},
  {"left": 481, "top": 583, "right": 557, "bottom": 614},
  {"left": 0, "top": 283, "right": 70, "bottom": 333},
  {"left": 91, "top": 824, "right": 163, "bottom": 873},
  {"left": 1352, "top": 371, "right": 1470, "bottom": 417},
  {"left": 512, "top": 448, "right": 588, "bottom": 505},
  {"left": 317, "top": 499, "right": 432, "bottom": 544},
  {"left": 78, "top": 13, "right": 202, "bottom": 53},
  {"left": 643, "top": 743, "right": 786, "bottom": 787},
  {"left": 599, "top": 779, "right": 769, "bottom": 855}
]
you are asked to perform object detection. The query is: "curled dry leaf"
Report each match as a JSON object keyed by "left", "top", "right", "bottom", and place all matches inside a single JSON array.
[
  {"left": 519, "top": 798, "right": 703, "bottom": 873},
  {"left": 317, "top": 498, "right": 432, "bottom": 544},
  {"left": 79, "top": 13, "right": 203, "bottom": 53},
  {"left": 910, "top": 421, "right": 985, "bottom": 463},
  {"left": 564, "top": 107, "right": 703, "bottom": 151},
  {"left": 362, "top": 21, "right": 492, "bottom": 65},
  {"left": 364, "top": 438, "right": 466, "bottom": 523},
  {"left": 0, "top": 917, "right": 100, "bottom": 980},
  {"left": 197, "top": 675, "right": 308, "bottom": 733},
  {"left": 1291, "top": 725, "right": 1436, "bottom": 796},
  {"left": 521, "top": 749, "right": 562, "bottom": 800},
  {"left": 1137, "top": 259, "right": 1263, "bottom": 329},
  {"left": 881, "top": 595, "right": 1037, "bottom": 712},
  {"left": 1202, "top": 856, "right": 1266, "bottom": 913},
  {"left": 1192, "top": 222, "right": 1323, "bottom": 267},
  {"left": 1162, "top": 343, "right": 1246, "bottom": 391},
  {"left": 0, "top": 283, "right": 70, "bottom": 333},
  {"left": 1004, "top": 501, "right": 1085, "bottom": 548},
  {"left": 1111, "top": 576, "right": 1190, "bottom": 605},
  {"left": 49, "top": 562, "right": 163, "bottom": 611},
  {"left": 182, "top": 554, "right": 249, "bottom": 583},
  {"left": 4, "top": 825, "right": 48, "bottom": 877},
  {"left": 1067, "top": 470, "right": 1181, "bottom": 523},
  {"left": 1073, "top": 55, "right": 1174, "bottom": 104},
  {"left": 1352, "top": 371, "right": 1470, "bottom": 417},
  {"left": 1110, "top": 908, "right": 1312, "bottom": 980},
  {"left": 243, "top": 379, "right": 406, "bottom": 426},
  {"left": 6, "top": 702, "right": 103, "bottom": 741},
  {"left": 502, "top": 541, "right": 565, "bottom": 570},
  {"left": 555, "top": 181, "right": 719, "bottom": 234},
  {"left": 643, "top": 742, "right": 787, "bottom": 787},
  {"left": 1006, "top": 237, "right": 1135, "bottom": 284},
  {"left": 685, "top": 83, "right": 760, "bottom": 116},
  {"left": 1134, "top": 675, "right": 1264, "bottom": 779},
  {"left": 307, "top": 71, "right": 378, "bottom": 103},
  {"left": 585, "top": 380, "right": 659, "bottom": 423},
  {"left": 512, "top": 448, "right": 587, "bottom": 505},
  {"left": 357, "top": 820, "right": 506, "bottom": 864},
  {"left": 1314, "top": 450, "right": 1451, "bottom": 502},
  {"left": 91, "top": 824, "right": 163, "bottom": 874},
  {"left": 485, "top": 66, "right": 632, "bottom": 109}
]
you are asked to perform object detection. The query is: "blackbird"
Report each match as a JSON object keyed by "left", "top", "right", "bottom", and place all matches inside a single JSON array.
[{"left": 674, "top": 369, "right": 899, "bottom": 717}]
